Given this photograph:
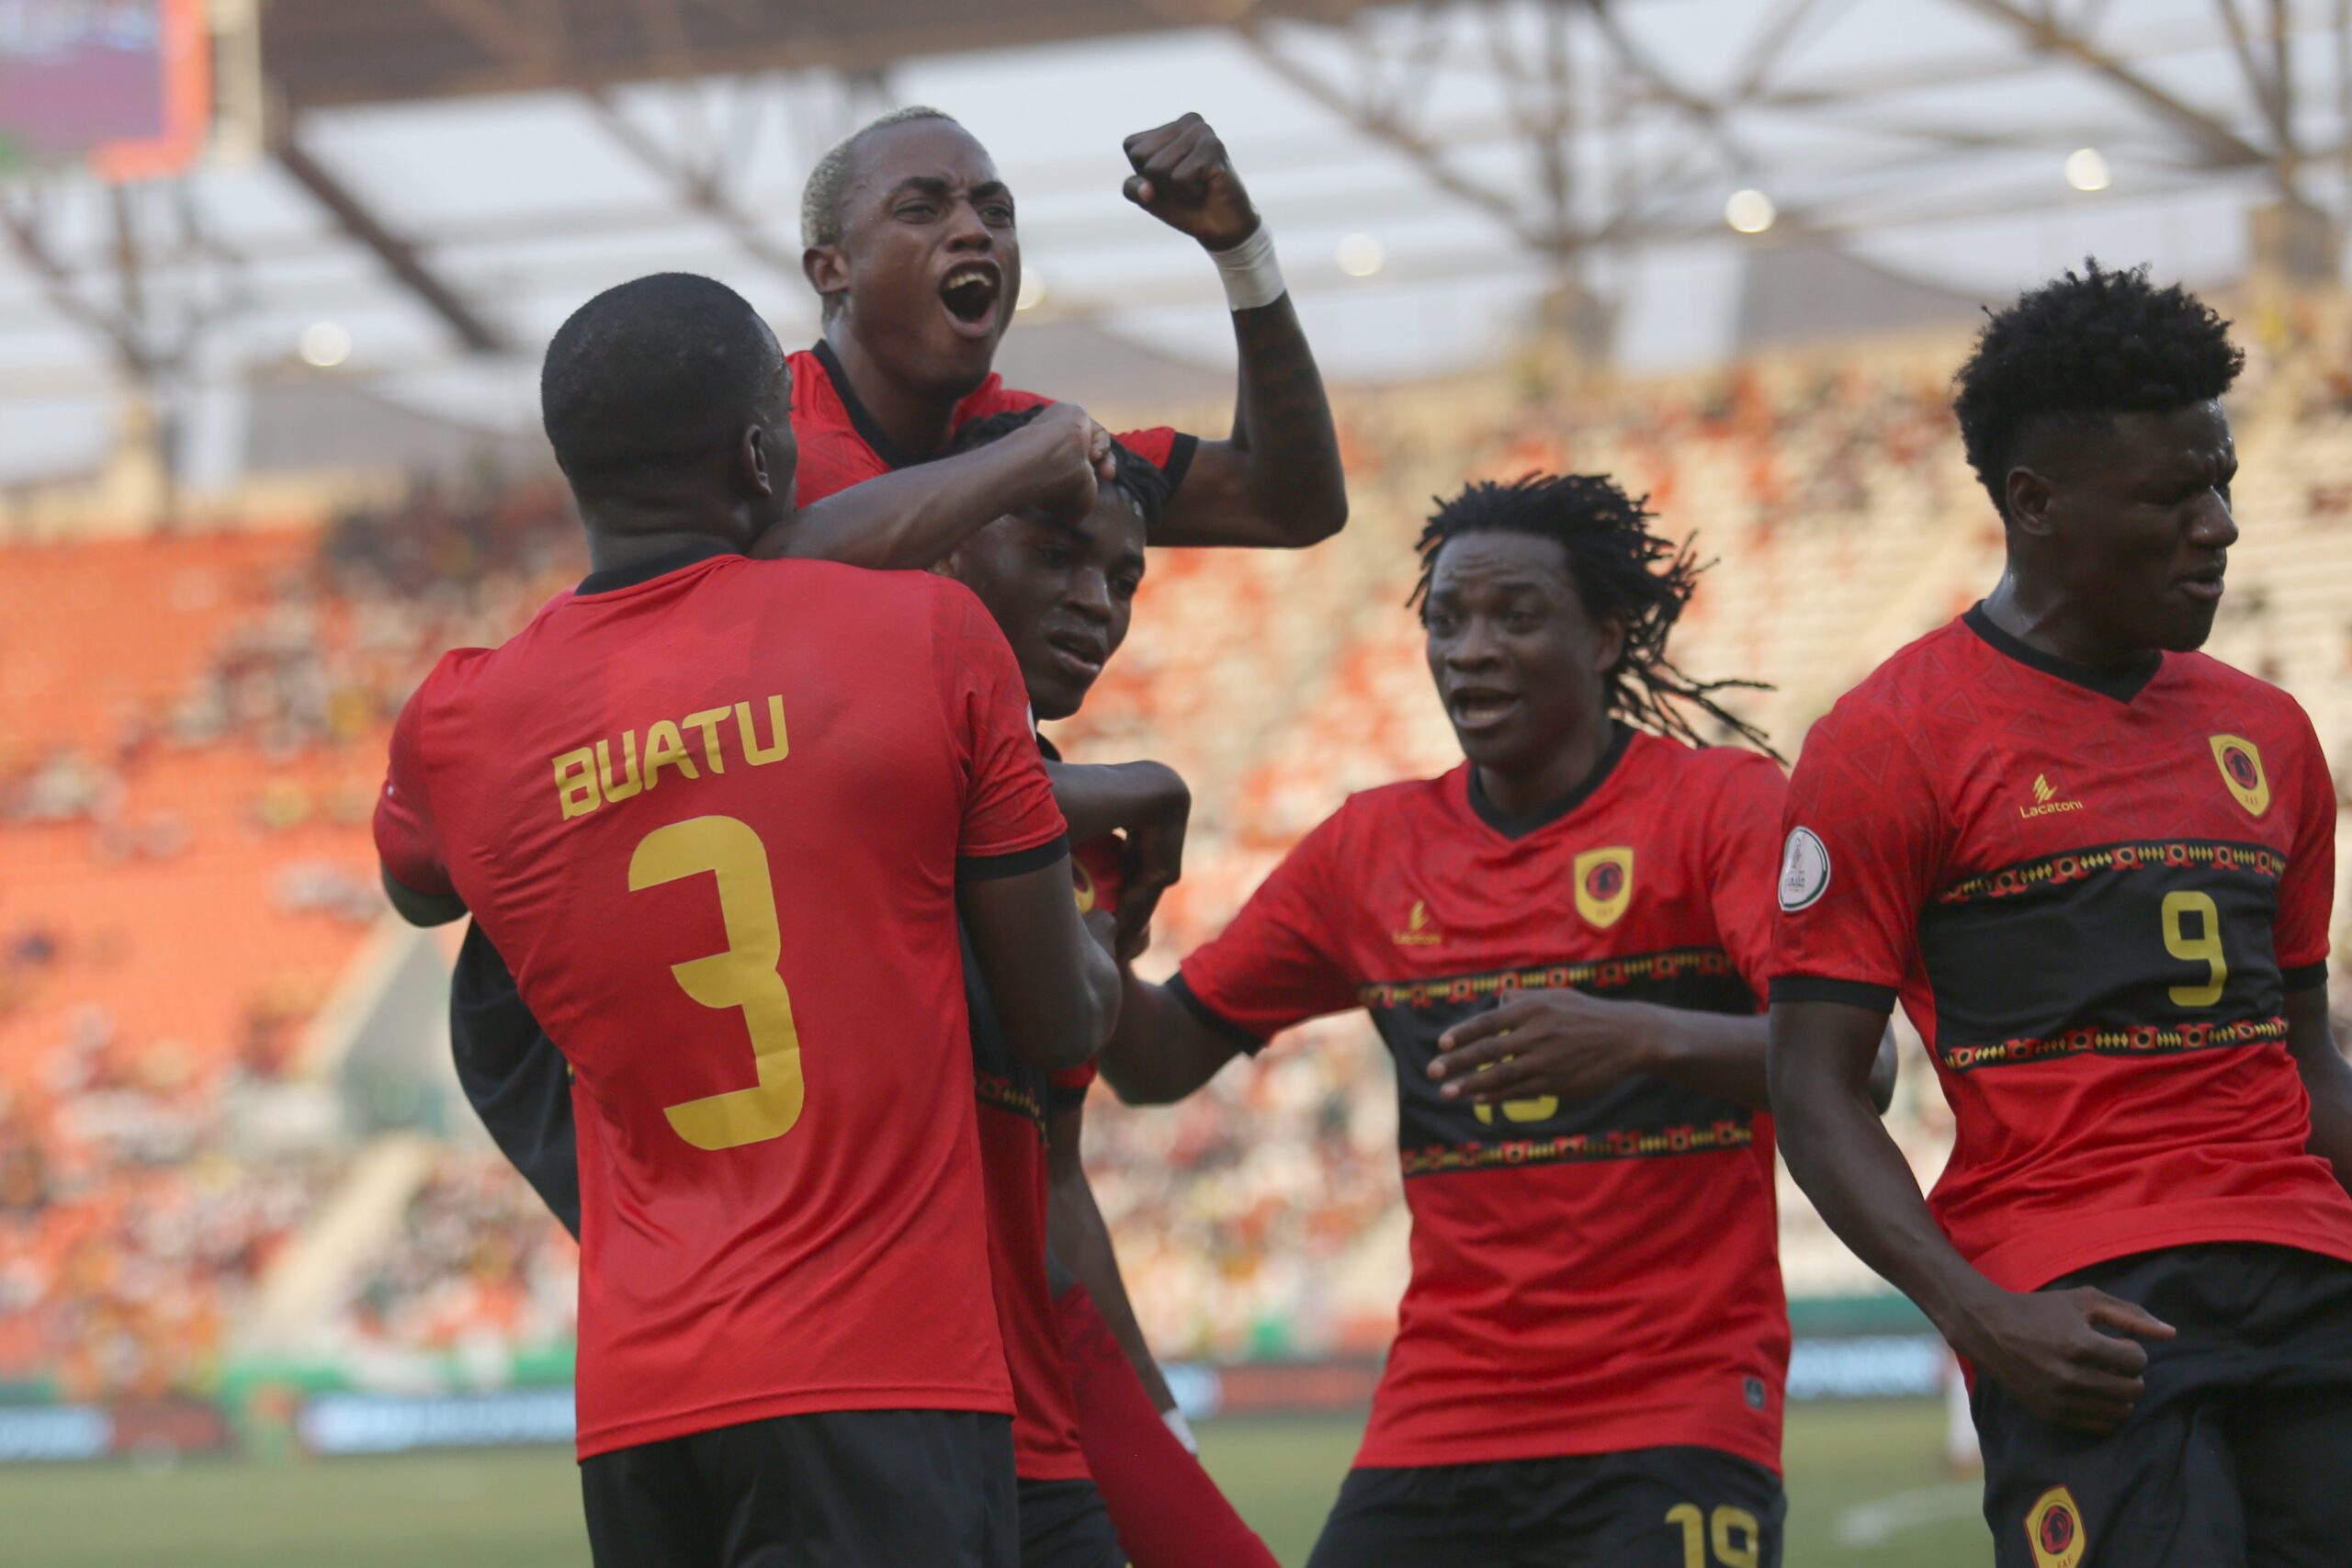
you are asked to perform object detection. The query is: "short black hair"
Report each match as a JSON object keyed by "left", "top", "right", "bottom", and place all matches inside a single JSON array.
[
  {"left": 540, "top": 272, "right": 782, "bottom": 486},
  {"left": 1411, "top": 472, "right": 1774, "bottom": 756},
  {"left": 946, "top": 406, "right": 1170, "bottom": 533},
  {"left": 1952, "top": 260, "right": 2243, "bottom": 520}
]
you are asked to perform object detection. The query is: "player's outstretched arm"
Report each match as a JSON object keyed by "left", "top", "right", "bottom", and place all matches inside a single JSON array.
[
  {"left": 758, "top": 403, "right": 1114, "bottom": 570},
  {"left": 2285, "top": 987, "right": 2352, "bottom": 1196},
  {"left": 380, "top": 865, "right": 467, "bottom": 927},
  {"left": 1099, "top": 969, "right": 1245, "bottom": 1105},
  {"left": 1121, "top": 114, "right": 1346, "bottom": 550},
  {"left": 1771, "top": 998, "right": 2174, "bottom": 1434},
  {"left": 1046, "top": 1100, "right": 1180, "bottom": 1416},
  {"left": 962, "top": 856, "right": 1120, "bottom": 1071},
  {"left": 1430, "top": 991, "right": 1771, "bottom": 1110}
]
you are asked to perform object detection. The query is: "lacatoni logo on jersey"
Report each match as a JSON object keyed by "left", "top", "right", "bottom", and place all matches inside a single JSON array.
[
  {"left": 2018, "top": 771, "right": 2084, "bottom": 819},
  {"left": 1778, "top": 827, "right": 1829, "bottom": 912},
  {"left": 1391, "top": 900, "right": 1443, "bottom": 946},
  {"left": 2210, "top": 733, "right": 2271, "bottom": 817},
  {"left": 2025, "top": 1484, "right": 2086, "bottom": 1568}
]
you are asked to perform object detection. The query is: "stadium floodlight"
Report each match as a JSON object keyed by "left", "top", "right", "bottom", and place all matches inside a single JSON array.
[
  {"left": 300, "top": 322, "right": 352, "bottom": 368},
  {"left": 1336, "top": 232, "right": 1385, "bottom": 277},
  {"left": 2066, "top": 148, "right": 2112, "bottom": 192},
  {"left": 1724, "top": 189, "right": 1776, "bottom": 234},
  {"left": 1016, "top": 271, "right": 1046, "bottom": 311}
]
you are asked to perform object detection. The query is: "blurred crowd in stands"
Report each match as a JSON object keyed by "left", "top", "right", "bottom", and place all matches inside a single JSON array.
[{"left": 8, "top": 302, "right": 2352, "bottom": 1390}]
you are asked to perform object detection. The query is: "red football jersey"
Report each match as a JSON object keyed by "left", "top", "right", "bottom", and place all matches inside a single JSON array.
[
  {"left": 1773, "top": 605, "right": 2352, "bottom": 1292},
  {"left": 1173, "top": 728, "right": 1790, "bottom": 1472},
  {"left": 969, "top": 829, "right": 1124, "bottom": 1481},
  {"left": 374, "top": 541, "right": 1068, "bottom": 1459},
  {"left": 787, "top": 341, "right": 1194, "bottom": 509}
]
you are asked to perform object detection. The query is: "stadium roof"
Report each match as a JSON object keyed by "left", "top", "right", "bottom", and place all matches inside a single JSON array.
[{"left": 5, "top": 0, "right": 2352, "bottom": 490}]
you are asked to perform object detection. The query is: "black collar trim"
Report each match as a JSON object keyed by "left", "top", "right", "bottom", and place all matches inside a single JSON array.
[
  {"left": 1467, "top": 723, "right": 1633, "bottom": 840},
  {"left": 576, "top": 537, "right": 737, "bottom": 596},
  {"left": 812, "top": 338, "right": 915, "bottom": 471},
  {"left": 1962, "top": 603, "right": 2163, "bottom": 703},
  {"left": 1035, "top": 733, "right": 1061, "bottom": 763}
]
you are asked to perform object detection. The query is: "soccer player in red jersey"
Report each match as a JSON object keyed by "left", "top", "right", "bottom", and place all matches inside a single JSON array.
[
  {"left": 941, "top": 411, "right": 1282, "bottom": 1568},
  {"left": 1770, "top": 264, "right": 2352, "bottom": 1568},
  {"left": 1101, "top": 475, "right": 1803, "bottom": 1567},
  {"left": 373, "top": 273, "right": 1117, "bottom": 1567},
  {"left": 776, "top": 107, "right": 1347, "bottom": 563}
]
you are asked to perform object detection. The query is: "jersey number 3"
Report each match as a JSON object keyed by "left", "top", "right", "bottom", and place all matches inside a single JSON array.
[{"left": 630, "top": 815, "right": 806, "bottom": 1151}]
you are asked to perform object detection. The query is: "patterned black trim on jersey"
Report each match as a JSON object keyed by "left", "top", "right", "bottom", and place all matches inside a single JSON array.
[
  {"left": 1920, "top": 837, "right": 2287, "bottom": 1075},
  {"left": 1366, "top": 947, "right": 1758, "bottom": 1179}
]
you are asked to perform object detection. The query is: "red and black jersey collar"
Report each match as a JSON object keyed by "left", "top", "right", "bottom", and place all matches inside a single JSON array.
[
  {"left": 575, "top": 536, "right": 738, "bottom": 596},
  {"left": 1466, "top": 722, "right": 1634, "bottom": 840},
  {"left": 810, "top": 338, "right": 997, "bottom": 473},
  {"left": 1962, "top": 603, "right": 2164, "bottom": 704}
]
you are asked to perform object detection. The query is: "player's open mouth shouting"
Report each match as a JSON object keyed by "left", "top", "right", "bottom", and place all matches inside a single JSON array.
[{"left": 940, "top": 258, "right": 1003, "bottom": 335}]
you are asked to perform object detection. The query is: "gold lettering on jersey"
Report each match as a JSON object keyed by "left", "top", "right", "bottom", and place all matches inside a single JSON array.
[
  {"left": 1573, "top": 847, "right": 1634, "bottom": 929},
  {"left": 1391, "top": 900, "right": 1442, "bottom": 946},
  {"left": 643, "top": 720, "right": 699, "bottom": 785},
  {"left": 549, "top": 695, "right": 790, "bottom": 821},
  {"left": 736, "top": 695, "right": 789, "bottom": 765},
  {"left": 1074, "top": 860, "right": 1098, "bottom": 915},
  {"left": 682, "top": 708, "right": 729, "bottom": 773},
  {"left": 2209, "top": 734, "right": 2270, "bottom": 817},
  {"left": 2018, "top": 771, "right": 2084, "bottom": 818}
]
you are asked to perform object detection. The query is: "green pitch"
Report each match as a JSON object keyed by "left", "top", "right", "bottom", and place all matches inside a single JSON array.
[{"left": 0, "top": 1401, "right": 1990, "bottom": 1565}]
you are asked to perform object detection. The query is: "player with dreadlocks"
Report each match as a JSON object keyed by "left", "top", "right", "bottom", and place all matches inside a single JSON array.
[{"left": 1100, "top": 471, "right": 1844, "bottom": 1566}]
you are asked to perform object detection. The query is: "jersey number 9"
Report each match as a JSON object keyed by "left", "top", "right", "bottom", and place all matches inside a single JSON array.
[{"left": 2161, "top": 890, "right": 2228, "bottom": 1009}]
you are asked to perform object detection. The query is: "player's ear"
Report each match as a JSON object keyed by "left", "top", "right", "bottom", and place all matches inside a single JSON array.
[
  {"left": 741, "top": 423, "right": 778, "bottom": 500},
  {"left": 2005, "top": 465, "right": 2056, "bottom": 537},
  {"left": 804, "top": 245, "right": 849, "bottom": 310},
  {"left": 1589, "top": 612, "right": 1628, "bottom": 679}
]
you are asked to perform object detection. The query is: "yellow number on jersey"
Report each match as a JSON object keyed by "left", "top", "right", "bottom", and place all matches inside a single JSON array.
[
  {"left": 629, "top": 815, "right": 805, "bottom": 1151},
  {"left": 2161, "top": 890, "right": 2227, "bottom": 1008},
  {"left": 1667, "top": 1503, "right": 1761, "bottom": 1568},
  {"left": 1467, "top": 1054, "right": 1559, "bottom": 1126}
]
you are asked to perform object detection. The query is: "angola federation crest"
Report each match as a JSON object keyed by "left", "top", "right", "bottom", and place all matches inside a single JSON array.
[
  {"left": 2209, "top": 733, "right": 2271, "bottom": 818},
  {"left": 1573, "top": 847, "right": 1634, "bottom": 930},
  {"left": 2024, "top": 1484, "right": 2086, "bottom": 1568}
]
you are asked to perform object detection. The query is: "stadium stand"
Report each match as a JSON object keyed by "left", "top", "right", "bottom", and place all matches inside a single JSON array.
[{"left": 7, "top": 302, "right": 2352, "bottom": 1382}]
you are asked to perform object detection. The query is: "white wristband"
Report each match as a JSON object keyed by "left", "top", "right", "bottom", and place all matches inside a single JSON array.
[
  {"left": 1211, "top": 224, "right": 1284, "bottom": 313},
  {"left": 1161, "top": 1404, "right": 1200, "bottom": 1455}
]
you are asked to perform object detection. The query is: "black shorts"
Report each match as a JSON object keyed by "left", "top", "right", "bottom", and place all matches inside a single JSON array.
[
  {"left": 1303, "top": 1445, "right": 1784, "bottom": 1568},
  {"left": 1017, "top": 1476, "right": 1125, "bottom": 1568},
  {"left": 1973, "top": 1242, "right": 2352, "bottom": 1568},
  {"left": 579, "top": 1408, "right": 1017, "bottom": 1568}
]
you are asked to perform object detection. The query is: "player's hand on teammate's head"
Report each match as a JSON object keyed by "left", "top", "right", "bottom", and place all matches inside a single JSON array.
[
  {"left": 1429, "top": 987, "right": 1661, "bottom": 1104},
  {"left": 1121, "top": 113, "right": 1261, "bottom": 253},
  {"left": 1957, "top": 1286, "right": 2176, "bottom": 1435},
  {"left": 1018, "top": 402, "right": 1114, "bottom": 525}
]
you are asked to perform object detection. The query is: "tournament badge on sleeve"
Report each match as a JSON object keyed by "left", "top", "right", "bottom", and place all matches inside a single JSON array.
[
  {"left": 2208, "top": 733, "right": 2270, "bottom": 818},
  {"left": 1573, "top": 847, "right": 1634, "bottom": 930},
  {"left": 2024, "top": 1484, "right": 2086, "bottom": 1568}
]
